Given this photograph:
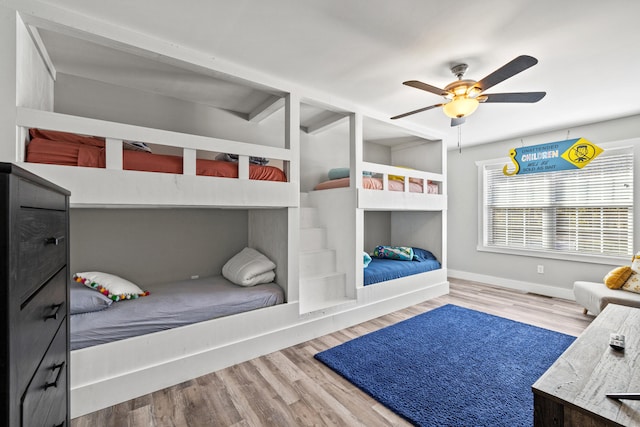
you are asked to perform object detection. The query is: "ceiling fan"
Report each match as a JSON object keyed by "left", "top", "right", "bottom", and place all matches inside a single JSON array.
[{"left": 391, "top": 55, "right": 546, "bottom": 126}]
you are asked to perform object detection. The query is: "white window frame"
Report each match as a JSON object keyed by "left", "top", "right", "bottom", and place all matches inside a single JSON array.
[{"left": 476, "top": 139, "right": 636, "bottom": 265}]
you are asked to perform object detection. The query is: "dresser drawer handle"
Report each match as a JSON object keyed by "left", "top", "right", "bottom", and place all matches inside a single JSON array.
[
  {"left": 45, "top": 236, "right": 65, "bottom": 245},
  {"left": 44, "top": 361, "right": 65, "bottom": 390},
  {"left": 54, "top": 422, "right": 65, "bottom": 427},
  {"left": 45, "top": 303, "right": 63, "bottom": 321}
]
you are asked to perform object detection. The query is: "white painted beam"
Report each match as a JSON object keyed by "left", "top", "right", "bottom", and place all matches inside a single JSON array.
[
  {"left": 248, "top": 96, "right": 284, "bottom": 123},
  {"left": 303, "top": 114, "right": 348, "bottom": 135},
  {"left": 24, "top": 23, "right": 56, "bottom": 80}
]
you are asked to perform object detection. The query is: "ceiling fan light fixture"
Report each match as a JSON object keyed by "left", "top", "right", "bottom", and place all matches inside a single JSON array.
[
  {"left": 466, "top": 86, "right": 482, "bottom": 97},
  {"left": 443, "top": 96, "right": 479, "bottom": 118}
]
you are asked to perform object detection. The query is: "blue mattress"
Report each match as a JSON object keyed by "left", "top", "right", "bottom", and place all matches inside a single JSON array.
[{"left": 364, "top": 249, "right": 441, "bottom": 286}]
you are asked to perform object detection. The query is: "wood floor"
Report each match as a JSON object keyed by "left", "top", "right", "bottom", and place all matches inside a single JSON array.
[{"left": 71, "top": 278, "right": 594, "bottom": 427}]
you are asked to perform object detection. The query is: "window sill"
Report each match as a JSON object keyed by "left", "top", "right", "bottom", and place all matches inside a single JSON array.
[{"left": 476, "top": 245, "right": 629, "bottom": 266}]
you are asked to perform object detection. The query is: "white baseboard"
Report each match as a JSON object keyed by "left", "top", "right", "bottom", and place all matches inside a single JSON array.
[
  {"left": 447, "top": 269, "right": 575, "bottom": 300},
  {"left": 71, "top": 280, "right": 449, "bottom": 418}
]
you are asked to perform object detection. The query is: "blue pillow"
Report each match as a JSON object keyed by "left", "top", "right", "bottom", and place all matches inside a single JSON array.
[
  {"left": 328, "top": 168, "right": 350, "bottom": 180},
  {"left": 363, "top": 252, "right": 372, "bottom": 268},
  {"left": 70, "top": 280, "right": 113, "bottom": 314},
  {"left": 412, "top": 247, "right": 437, "bottom": 262}
]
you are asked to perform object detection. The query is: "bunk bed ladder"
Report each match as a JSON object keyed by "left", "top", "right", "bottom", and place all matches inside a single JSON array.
[{"left": 299, "top": 194, "right": 350, "bottom": 314}]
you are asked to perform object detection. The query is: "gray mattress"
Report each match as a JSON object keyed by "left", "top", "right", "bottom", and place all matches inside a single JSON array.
[{"left": 70, "top": 275, "right": 284, "bottom": 350}]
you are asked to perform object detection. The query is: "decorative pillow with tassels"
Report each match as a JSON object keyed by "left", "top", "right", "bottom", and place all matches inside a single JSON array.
[{"left": 74, "top": 272, "right": 150, "bottom": 302}]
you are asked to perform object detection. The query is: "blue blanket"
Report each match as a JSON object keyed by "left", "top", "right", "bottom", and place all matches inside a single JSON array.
[{"left": 364, "top": 257, "right": 441, "bottom": 285}]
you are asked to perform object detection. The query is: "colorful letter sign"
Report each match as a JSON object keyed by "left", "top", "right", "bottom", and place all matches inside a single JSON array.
[{"left": 503, "top": 138, "right": 603, "bottom": 176}]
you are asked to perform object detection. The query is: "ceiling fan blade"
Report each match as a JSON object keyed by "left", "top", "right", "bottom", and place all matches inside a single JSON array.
[
  {"left": 403, "top": 80, "right": 450, "bottom": 97},
  {"left": 391, "top": 104, "right": 444, "bottom": 120},
  {"left": 451, "top": 117, "right": 465, "bottom": 127},
  {"left": 474, "top": 55, "right": 539, "bottom": 93},
  {"left": 482, "top": 92, "right": 546, "bottom": 103}
]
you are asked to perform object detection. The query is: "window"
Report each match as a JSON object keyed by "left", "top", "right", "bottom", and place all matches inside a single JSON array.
[{"left": 478, "top": 146, "right": 633, "bottom": 261}]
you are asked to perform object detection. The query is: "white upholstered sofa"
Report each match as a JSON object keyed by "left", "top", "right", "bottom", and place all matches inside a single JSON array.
[{"left": 573, "top": 280, "right": 640, "bottom": 315}]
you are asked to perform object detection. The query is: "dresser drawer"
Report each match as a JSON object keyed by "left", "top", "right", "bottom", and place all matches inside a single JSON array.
[
  {"left": 18, "top": 178, "right": 67, "bottom": 210},
  {"left": 21, "top": 319, "right": 67, "bottom": 427},
  {"left": 17, "top": 208, "right": 67, "bottom": 303},
  {"left": 16, "top": 267, "right": 67, "bottom": 393}
]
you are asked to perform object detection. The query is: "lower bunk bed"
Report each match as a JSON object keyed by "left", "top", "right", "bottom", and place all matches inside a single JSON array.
[
  {"left": 363, "top": 247, "right": 441, "bottom": 286},
  {"left": 70, "top": 274, "right": 284, "bottom": 350},
  {"left": 68, "top": 246, "right": 291, "bottom": 417}
]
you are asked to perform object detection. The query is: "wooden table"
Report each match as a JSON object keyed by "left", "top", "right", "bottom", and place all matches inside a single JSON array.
[{"left": 532, "top": 304, "right": 640, "bottom": 426}]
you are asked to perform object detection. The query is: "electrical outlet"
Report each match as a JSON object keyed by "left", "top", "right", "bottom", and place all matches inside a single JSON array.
[{"left": 537, "top": 265, "right": 544, "bottom": 274}]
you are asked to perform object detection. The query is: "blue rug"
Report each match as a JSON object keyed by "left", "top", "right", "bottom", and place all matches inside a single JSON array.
[{"left": 314, "top": 304, "right": 575, "bottom": 427}]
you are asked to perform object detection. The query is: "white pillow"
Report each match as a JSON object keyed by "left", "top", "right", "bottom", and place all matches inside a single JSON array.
[
  {"left": 74, "top": 271, "right": 149, "bottom": 301},
  {"left": 222, "top": 247, "right": 276, "bottom": 287}
]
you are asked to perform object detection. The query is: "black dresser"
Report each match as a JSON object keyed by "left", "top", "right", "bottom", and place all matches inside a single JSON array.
[{"left": 0, "top": 163, "right": 70, "bottom": 426}]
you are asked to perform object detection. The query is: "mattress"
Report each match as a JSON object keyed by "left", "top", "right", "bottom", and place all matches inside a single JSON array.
[
  {"left": 364, "top": 257, "right": 441, "bottom": 286},
  {"left": 314, "top": 176, "right": 438, "bottom": 193},
  {"left": 25, "top": 129, "right": 287, "bottom": 182},
  {"left": 70, "top": 275, "right": 284, "bottom": 350}
]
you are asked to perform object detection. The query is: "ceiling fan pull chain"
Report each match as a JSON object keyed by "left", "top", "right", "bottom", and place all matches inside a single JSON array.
[
  {"left": 566, "top": 130, "right": 571, "bottom": 140},
  {"left": 458, "top": 126, "right": 462, "bottom": 153}
]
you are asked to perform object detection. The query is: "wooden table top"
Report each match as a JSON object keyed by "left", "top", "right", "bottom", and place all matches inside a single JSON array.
[{"left": 532, "top": 303, "right": 640, "bottom": 426}]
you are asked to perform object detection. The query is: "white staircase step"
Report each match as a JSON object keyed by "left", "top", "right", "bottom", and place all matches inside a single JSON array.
[
  {"left": 300, "top": 296, "right": 356, "bottom": 314},
  {"left": 300, "top": 227, "right": 326, "bottom": 251},
  {"left": 301, "top": 272, "right": 346, "bottom": 301},
  {"left": 300, "top": 207, "right": 319, "bottom": 229},
  {"left": 299, "top": 248, "right": 336, "bottom": 278}
]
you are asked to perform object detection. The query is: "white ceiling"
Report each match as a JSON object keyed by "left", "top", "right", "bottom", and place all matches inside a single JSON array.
[{"left": 34, "top": 0, "right": 640, "bottom": 149}]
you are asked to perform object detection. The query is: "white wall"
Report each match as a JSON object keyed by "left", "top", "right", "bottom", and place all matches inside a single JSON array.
[
  {"left": 363, "top": 141, "right": 390, "bottom": 164},
  {"left": 447, "top": 114, "right": 640, "bottom": 295},
  {"left": 364, "top": 211, "right": 391, "bottom": 252},
  {"left": 70, "top": 208, "right": 248, "bottom": 286},
  {"left": 299, "top": 120, "right": 350, "bottom": 192},
  {"left": 392, "top": 139, "right": 443, "bottom": 174},
  {"left": 54, "top": 73, "right": 285, "bottom": 149},
  {"left": 1, "top": 11, "right": 54, "bottom": 161},
  {"left": 0, "top": 8, "right": 17, "bottom": 161},
  {"left": 392, "top": 211, "right": 443, "bottom": 261}
]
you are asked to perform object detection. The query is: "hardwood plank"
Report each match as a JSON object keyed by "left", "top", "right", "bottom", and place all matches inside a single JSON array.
[{"left": 72, "top": 278, "right": 593, "bottom": 426}]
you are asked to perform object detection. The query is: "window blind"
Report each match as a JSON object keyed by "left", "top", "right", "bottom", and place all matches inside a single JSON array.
[{"left": 483, "top": 148, "right": 633, "bottom": 257}]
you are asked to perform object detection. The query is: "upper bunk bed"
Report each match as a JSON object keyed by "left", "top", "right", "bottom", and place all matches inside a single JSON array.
[
  {"left": 303, "top": 109, "right": 447, "bottom": 212},
  {"left": 12, "top": 12, "right": 299, "bottom": 209},
  {"left": 314, "top": 161, "right": 446, "bottom": 211},
  {"left": 16, "top": 108, "right": 298, "bottom": 208}
]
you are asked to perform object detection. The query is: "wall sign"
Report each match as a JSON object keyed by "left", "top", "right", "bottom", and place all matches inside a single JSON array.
[{"left": 503, "top": 137, "right": 603, "bottom": 176}]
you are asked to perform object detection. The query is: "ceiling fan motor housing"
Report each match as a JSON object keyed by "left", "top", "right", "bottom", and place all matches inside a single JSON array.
[
  {"left": 444, "top": 79, "right": 479, "bottom": 98},
  {"left": 450, "top": 63, "right": 468, "bottom": 79}
]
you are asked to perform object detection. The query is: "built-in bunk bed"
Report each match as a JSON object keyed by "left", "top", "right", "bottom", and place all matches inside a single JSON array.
[
  {"left": 4, "top": 5, "right": 447, "bottom": 418},
  {"left": 301, "top": 111, "right": 448, "bottom": 310},
  {"left": 8, "top": 10, "right": 302, "bottom": 417}
]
